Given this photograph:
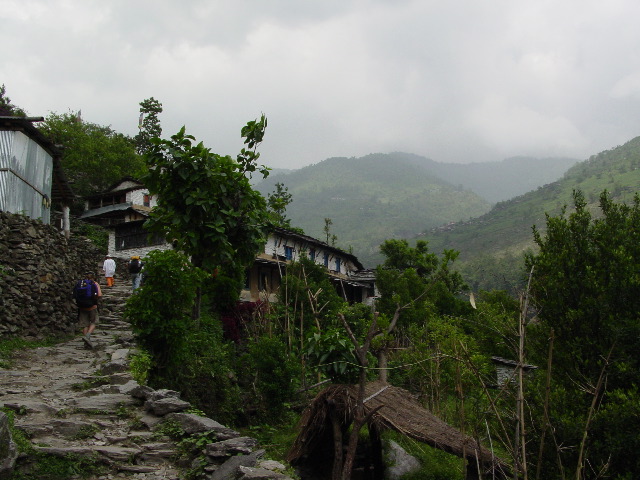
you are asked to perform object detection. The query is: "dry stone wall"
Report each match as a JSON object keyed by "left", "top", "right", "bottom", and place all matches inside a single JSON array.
[{"left": 0, "top": 211, "right": 103, "bottom": 338}]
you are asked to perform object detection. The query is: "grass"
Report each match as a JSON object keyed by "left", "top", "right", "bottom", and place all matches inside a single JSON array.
[{"left": 0, "top": 336, "right": 61, "bottom": 368}]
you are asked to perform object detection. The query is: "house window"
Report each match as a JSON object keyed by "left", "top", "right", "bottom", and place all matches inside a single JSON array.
[
  {"left": 323, "top": 253, "right": 329, "bottom": 268},
  {"left": 309, "top": 249, "right": 316, "bottom": 262},
  {"left": 114, "top": 221, "right": 165, "bottom": 251},
  {"left": 143, "top": 194, "right": 151, "bottom": 207},
  {"left": 284, "top": 246, "right": 294, "bottom": 261},
  {"left": 335, "top": 258, "right": 341, "bottom": 272}
]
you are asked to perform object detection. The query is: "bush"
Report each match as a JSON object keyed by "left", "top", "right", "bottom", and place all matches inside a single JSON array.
[
  {"left": 124, "top": 250, "right": 207, "bottom": 369},
  {"left": 238, "top": 335, "right": 301, "bottom": 422}
]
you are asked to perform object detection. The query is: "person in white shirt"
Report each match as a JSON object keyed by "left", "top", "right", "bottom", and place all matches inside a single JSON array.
[{"left": 102, "top": 255, "right": 116, "bottom": 287}]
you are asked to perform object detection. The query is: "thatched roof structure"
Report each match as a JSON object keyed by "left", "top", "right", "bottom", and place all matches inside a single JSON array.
[{"left": 288, "top": 380, "right": 510, "bottom": 478}]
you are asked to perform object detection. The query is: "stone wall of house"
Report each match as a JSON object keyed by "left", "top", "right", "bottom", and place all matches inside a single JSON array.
[{"left": 0, "top": 211, "right": 103, "bottom": 338}]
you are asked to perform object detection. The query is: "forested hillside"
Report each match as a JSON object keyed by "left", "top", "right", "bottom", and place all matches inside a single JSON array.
[
  {"left": 256, "top": 154, "right": 491, "bottom": 267},
  {"left": 424, "top": 136, "right": 640, "bottom": 291}
]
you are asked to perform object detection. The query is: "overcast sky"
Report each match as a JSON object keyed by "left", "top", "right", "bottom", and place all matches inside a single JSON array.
[{"left": 2, "top": 0, "right": 640, "bottom": 169}]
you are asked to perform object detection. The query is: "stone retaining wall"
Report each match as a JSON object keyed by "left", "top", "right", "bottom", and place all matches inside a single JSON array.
[{"left": 0, "top": 211, "right": 103, "bottom": 338}]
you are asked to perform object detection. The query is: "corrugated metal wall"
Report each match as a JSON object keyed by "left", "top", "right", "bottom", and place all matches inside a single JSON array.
[{"left": 0, "top": 130, "right": 53, "bottom": 223}]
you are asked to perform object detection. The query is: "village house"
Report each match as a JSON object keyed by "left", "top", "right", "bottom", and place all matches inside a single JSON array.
[
  {"left": 80, "top": 178, "right": 377, "bottom": 304},
  {"left": 0, "top": 116, "right": 74, "bottom": 236}
]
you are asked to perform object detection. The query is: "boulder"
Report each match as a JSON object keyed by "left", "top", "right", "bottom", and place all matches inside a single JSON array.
[
  {"left": 164, "top": 413, "right": 240, "bottom": 439},
  {"left": 0, "top": 412, "right": 18, "bottom": 478},
  {"left": 144, "top": 397, "right": 190, "bottom": 416},
  {"left": 210, "top": 449, "right": 265, "bottom": 480},
  {"left": 384, "top": 440, "right": 421, "bottom": 480},
  {"left": 206, "top": 437, "right": 259, "bottom": 459}
]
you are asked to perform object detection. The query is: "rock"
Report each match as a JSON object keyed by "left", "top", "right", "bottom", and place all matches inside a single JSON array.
[
  {"left": 259, "top": 460, "right": 287, "bottom": 472},
  {"left": 94, "top": 445, "right": 142, "bottom": 462},
  {"left": 0, "top": 412, "right": 18, "bottom": 477},
  {"left": 164, "top": 413, "right": 240, "bottom": 439},
  {"left": 206, "top": 437, "right": 259, "bottom": 459},
  {"left": 111, "top": 348, "right": 130, "bottom": 361},
  {"left": 50, "top": 419, "right": 96, "bottom": 438},
  {"left": 68, "top": 393, "right": 139, "bottom": 412},
  {"left": 100, "top": 359, "right": 129, "bottom": 375},
  {"left": 144, "top": 397, "right": 191, "bottom": 416},
  {"left": 122, "top": 382, "right": 154, "bottom": 399},
  {"left": 384, "top": 440, "right": 421, "bottom": 479},
  {"left": 210, "top": 449, "right": 265, "bottom": 480},
  {"left": 238, "top": 465, "right": 293, "bottom": 480}
]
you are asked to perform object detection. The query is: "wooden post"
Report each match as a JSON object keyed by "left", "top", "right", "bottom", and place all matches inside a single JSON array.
[{"left": 62, "top": 204, "right": 70, "bottom": 239}]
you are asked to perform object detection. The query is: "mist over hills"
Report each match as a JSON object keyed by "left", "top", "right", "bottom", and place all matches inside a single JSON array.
[
  {"left": 257, "top": 152, "right": 579, "bottom": 267},
  {"left": 423, "top": 136, "right": 640, "bottom": 292}
]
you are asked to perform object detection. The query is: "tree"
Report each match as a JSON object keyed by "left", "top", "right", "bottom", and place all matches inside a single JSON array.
[
  {"left": 0, "top": 84, "right": 26, "bottom": 116},
  {"left": 142, "top": 115, "right": 270, "bottom": 315},
  {"left": 375, "top": 239, "right": 470, "bottom": 383},
  {"left": 135, "top": 97, "right": 163, "bottom": 155},
  {"left": 267, "top": 182, "right": 293, "bottom": 228},
  {"left": 40, "top": 112, "right": 145, "bottom": 206},
  {"left": 525, "top": 190, "right": 640, "bottom": 478}
]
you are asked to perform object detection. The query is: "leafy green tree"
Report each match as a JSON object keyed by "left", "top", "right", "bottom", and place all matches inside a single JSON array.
[
  {"left": 267, "top": 182, "right": 293, "bottom": 228},
  {"left": 124, "top": 249, "right": 240, "bottom": 423},
  {"left": 0, "top": 84, "right": 26, "bottom": 116},
  {"left": 40, "top": 112, "right": 145, "bottom": 205},
  {"left": 142, "top": 116, "right": 270, "bottom": 315},
  {"left": 135, "top": 97, "right": 163, "bottom": 155},
  {"left": 124, "top": 250, "right": 208, "bottom": 369},
  {"left": 525, "top": 190, "right": 640, "bottom": 478}
]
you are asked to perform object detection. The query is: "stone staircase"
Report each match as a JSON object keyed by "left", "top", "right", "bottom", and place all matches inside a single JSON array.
[{"left": 0, "top": 278, "right": 293, "bottom": 480}]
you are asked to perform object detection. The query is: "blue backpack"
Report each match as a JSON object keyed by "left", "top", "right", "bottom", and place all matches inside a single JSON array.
[{"left": 73, "top": 279, "right": 97, "bottom": 308}]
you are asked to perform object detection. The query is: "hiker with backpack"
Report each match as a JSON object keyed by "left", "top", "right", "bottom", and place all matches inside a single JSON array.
[
  {"left": 128, "top": 255, "right": 144, "bottom": 292},
  {"left": 72, "top": 272, "right": 102, "bottom": 349}
]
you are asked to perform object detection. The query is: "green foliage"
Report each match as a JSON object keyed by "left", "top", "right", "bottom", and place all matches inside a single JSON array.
[
  {"left": 2, "top": 407, "right": 33, "bottom": 454},
  {"left": 238, "top": 335, "right": 300, "bottom": 422},
  {"left": 277, "top": 256, "right": 345, "bottom": 331},
  {"left": 0, "top": 84, "right": 26, "bottom": 116},
  {"left": 305, "top": 327, "right": 361, "bottom": 383},
  {"left": 160, "top": 314, "right": 242, "bottom": 425},
  {"left": 135, "top": 97, "right": 163, "bottom": 155},
  {"left": 425, "top": 137, "right": 640, "bottom": 292},
  {"left": 267, "top": 182, "right": 293, "bottom": 228},
  {"left": 376, "top": 239, "right": 469, "bottom": 328},
  {"left": 142, "top": 117, "right": 270, "bottom": 280},
  {"left": 129, "top": 348, "right": 152, "bottom": 385},
  {"left": 71, "top": 219, "right": 108, "bottom": 250},
  {"left": 0, "top": 336, "right": 59, "bottom": 369},
  {"left": 9, "top": 453, "right": 104, "bottom": 479},
  {"left": 525, "top": 190, "right": 640, "bottom": 478},
  {"left": 124, "top": 250, "right": 208, "bottom": 366},
  {"left": 40, "top": 112, "right": 145, "bottom": 208},
  {"left": 384, "top": 431, "right": 464, "bottom": 480}
]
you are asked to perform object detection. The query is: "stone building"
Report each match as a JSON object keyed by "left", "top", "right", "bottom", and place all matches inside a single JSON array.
[{"left": 80, "top": 179, "right": 377, "bottom": 304}]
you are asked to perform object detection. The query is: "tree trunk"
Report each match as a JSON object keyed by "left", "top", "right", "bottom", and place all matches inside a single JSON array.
[{"left": 330, "top": 403, "right": 344, "bottom": 480}]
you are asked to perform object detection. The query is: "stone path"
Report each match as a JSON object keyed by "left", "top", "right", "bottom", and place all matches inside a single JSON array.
[{"left": 0, "top": 281, "right": 293, "bottom": 480}]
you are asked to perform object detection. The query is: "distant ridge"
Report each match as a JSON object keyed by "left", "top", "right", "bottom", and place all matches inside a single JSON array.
[
  {"left": 256, "top": 153, "right": 491, "bottom": 267},
  {"left": 423, "top": 136, "right": 640, "bottom": 291}
]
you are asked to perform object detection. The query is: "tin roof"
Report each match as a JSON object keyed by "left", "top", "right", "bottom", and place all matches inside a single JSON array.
[{"left": 0, "top": 116, "right": 75, "bottom": 205}]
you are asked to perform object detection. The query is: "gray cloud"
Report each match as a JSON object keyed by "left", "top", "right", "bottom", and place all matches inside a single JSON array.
[{"left": 2, "top": 0, "right": 640, "bottom": 168}]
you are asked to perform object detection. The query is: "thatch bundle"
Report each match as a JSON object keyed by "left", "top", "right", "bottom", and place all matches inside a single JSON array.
[{"left": 287, "top": 380, "right": 509, "bottom": 477}]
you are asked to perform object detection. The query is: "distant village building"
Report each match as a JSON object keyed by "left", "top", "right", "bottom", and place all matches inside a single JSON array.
[
  {"left": 80, "top": 177, "right": 169, "bottom": 258},
  {"left": 0, "top": 116, "right": 74, "bottom": 236},
  {"left": 491, "top": 356, "right": 538, "bottom": 386},
  {"left": 80, "top": 178, "right": 377, "bottom": 304},
  {"left": 244, "top": 227, "right": 377, "bottom": 304}
]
